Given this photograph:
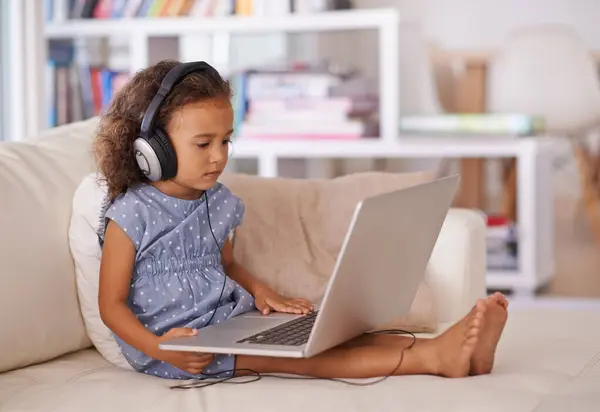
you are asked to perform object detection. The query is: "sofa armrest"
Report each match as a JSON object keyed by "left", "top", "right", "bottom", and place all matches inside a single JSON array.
[{"left": 426, "top": 208, "right": 487, "bottom": 325}]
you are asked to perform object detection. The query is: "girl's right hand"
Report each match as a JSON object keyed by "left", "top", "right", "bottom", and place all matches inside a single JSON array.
[{"left": 153, "top": 328, "right": 215, "bottom": 375}]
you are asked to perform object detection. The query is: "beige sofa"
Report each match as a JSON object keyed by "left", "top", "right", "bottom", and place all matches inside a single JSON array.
[{"left": 1, "top": 118, "right": 599, "bottom": 412}]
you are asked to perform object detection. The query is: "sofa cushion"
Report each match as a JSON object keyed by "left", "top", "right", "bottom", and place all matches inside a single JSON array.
[
  {"left": 219, "top": 171, "right": 438, "bottom": 331},
  {"left": 0, "top": 119, "right": 101, "bottom": 373},
  {"left": 69, "top": 170, "right": 437, "bottom": 368}
]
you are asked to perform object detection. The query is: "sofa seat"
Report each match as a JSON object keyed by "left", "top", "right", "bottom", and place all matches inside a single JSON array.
[{"left": 2, "top": 302, "right": 599, "bottom": 412}]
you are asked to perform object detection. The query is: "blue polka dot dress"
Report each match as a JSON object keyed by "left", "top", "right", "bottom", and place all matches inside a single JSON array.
[{"left": 99, "top": 182, "right": 256, "bottom": 380}]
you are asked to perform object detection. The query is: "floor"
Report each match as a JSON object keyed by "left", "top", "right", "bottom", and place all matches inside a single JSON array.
[{"left": 538, "top": 196, "right": 600, "bottom": 298}]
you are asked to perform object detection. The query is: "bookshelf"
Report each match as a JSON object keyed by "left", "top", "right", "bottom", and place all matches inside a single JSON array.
[{"left": 41, "top": 6, "right": 400, "bottom": 146}]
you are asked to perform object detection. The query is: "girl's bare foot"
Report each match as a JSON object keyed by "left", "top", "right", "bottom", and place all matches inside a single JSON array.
[
  {"left": 470, "top": 292, "right": 508, "bottom": 375},
  {"left": 421, "top": 298, "right": 486, "bottom": 378},
  {"left": 494, "top": 291, "right": 509, "bottom": 309},
  {"left": 236, "top": 300, "right": 488, "bottom": 380}
]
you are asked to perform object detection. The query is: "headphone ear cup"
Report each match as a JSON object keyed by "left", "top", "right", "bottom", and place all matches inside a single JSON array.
[
  {"left": 153, "top": 128, "right": 178, "bottom": 180},
  {"left": 133, "top": 136, "right": 163, "bottom": 182}
]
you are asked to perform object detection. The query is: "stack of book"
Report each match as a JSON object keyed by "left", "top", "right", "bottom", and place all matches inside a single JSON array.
[
  {"left": 230, "top": 64, "right": 378, "bottom": 140},
  {"left": 486, "top": 215, "right": 519, "bottom": 271}
]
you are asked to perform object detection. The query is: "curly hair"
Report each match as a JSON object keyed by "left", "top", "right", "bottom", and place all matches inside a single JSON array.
[{"left": 93, "top": 59, "right": 232, "bottom": 201}]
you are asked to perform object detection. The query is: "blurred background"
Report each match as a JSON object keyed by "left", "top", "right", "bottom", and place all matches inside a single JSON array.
[{"left": 1, "top": 0, "right": 599, "bottom": 299}]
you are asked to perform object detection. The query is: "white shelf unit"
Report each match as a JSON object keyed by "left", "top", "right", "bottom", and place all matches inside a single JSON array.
[
  {"left": 230, "top": 136, "right": 557, "bottom": 296},
  {"left": 43, "top": 8, "right": 400, "bottom": 144}
]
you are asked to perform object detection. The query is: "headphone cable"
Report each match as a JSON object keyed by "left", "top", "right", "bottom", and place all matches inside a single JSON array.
[{"left": 203, "top": 190, "right": 227, "bottom": 327}]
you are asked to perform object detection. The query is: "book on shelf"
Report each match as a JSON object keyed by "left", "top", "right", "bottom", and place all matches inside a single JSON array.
[
  {"left": 239, "top": 121, "right": 374, "bottom": 141},
  {"left": 47, "top": 40, "right": 129, "bottom": 127},
  {"left": 486, "top": 215, "right": 519, "bottom": 271},
  {"left": 44, "top": 0, "right": 354, "bottom": 21},
  {"left": 399, "top": 114, "right": 546, "bottom": 137}
]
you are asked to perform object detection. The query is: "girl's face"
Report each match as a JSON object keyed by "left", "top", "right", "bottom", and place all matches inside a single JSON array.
[{"left": 164, "top": 97, "right": 234, "bottom": 195}]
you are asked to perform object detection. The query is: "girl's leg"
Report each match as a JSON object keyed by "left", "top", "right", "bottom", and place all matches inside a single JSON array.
[
  {"left": 236, "top": 299, "right": 487, "bottom": 379},
  {"left": 336, "top": 333, "right": 422, "bottom": 349}
]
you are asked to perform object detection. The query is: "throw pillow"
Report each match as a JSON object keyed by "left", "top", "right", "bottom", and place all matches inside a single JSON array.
[
  {"left": 220, "top": 170, "right": 438, "bottom": 332},
  {"left": 69, "top": 172, "right": 131, "bottom": 369}
]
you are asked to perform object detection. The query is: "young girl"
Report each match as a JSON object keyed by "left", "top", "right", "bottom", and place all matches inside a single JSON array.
[{"left": 95, "top": 59, "right": 508, "bottom": 382}]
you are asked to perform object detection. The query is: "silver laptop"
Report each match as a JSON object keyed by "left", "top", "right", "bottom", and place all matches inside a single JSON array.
[{"left": 159, "top": 175, "right": 460, "bottom": 358}]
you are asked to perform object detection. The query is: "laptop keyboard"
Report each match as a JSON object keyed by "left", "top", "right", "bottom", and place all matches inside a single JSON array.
[{"left": 237, "top": 311, "right": 319, "bottom": 346}]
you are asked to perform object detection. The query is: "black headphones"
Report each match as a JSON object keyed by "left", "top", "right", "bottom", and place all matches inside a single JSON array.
[{"left": 133, "top": 61, "right": 221, "bottom": 182}]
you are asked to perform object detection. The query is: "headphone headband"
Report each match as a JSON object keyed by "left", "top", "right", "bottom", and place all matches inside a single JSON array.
[
  {"left": 139, "top": 61, "right": 217, "bottom": 139},
  {"left": 134, "top": 60, "right": 220, "bottom": 182}
]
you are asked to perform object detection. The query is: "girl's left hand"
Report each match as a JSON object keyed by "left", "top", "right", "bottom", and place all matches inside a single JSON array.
[{"left": 253, "top": 287, "right": 314, "bottom": 315}]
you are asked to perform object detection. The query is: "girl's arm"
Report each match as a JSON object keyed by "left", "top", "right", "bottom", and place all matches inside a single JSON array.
[
  {"left": 99, "top": 220, "right": 214, "bottom": 374},
  {"left": 98, "top": 220, "right": 163, "bottom": 357},
  {"left": 221, "top": 238, "right": 314, "bottom": 314},
  {"left": 220, "top": 237, "right": 265, "bottom": 296}
]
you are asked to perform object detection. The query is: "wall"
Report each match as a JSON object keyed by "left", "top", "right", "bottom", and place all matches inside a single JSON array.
[
  {"left": 414, "top": 0, "right": 600, "bottom": 51},
  {"left": 1, "top": 0, "right": 24, "bottom": 142},
  {"left": 344, "top": 0, "right": 600, "bottom": 53},
  {"left": 0, "top": 0, "right": 7, "bottom": 141}
]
